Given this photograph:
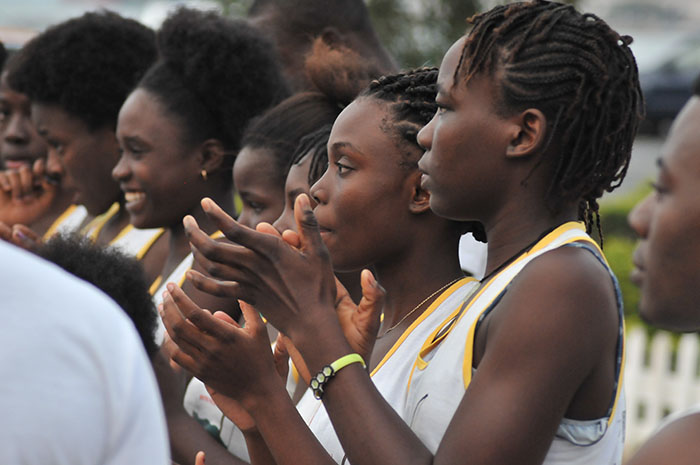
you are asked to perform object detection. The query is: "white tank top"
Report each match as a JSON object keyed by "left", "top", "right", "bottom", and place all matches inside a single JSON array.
[
  {"left": 296, "top": 277, "right": 480, "bottom": 464},
  {"left": 404, "top": 222, "right": 626, "bottom": 464}
]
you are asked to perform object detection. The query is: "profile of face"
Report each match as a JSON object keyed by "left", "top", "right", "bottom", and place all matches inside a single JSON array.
[
  {"left": 0, "top": 73, "right": 47, "bottom": 170},
  {"left": 114, "top": 88, "right": 209, "bottom": 230},
  {"left": 233, "top": 146, "right": 286, "bottom": 228},
  {"left": 417, "top": 37, "right": 515, "bottom": 222},
  {"left": 31, "top": 103, "right": 121, "bottom": 215},
  {"left": 628, "top": 96, "right": 700, "bottom": 332},
  {"left": 310, "top": 97, "right": 421, "bottom": 272},
  {"left": 273, "top": 153, "right": 314, "bottom": 233}
]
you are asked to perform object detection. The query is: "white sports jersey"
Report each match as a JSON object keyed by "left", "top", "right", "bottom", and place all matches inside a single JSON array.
[
  {"left": 42, "top": 204, "right": 89, "bottom": 240},
  {"left": 152, "top": 231, "right": 224, "bottom": 344},
  {"left": 297, "top": 277, "right": 480, "bottom": 463},
  {"left": 109, "top": 223, "right": 165, "bottom": 259},
  {"left": 404, "top": 222, "right": 626, "bottom": 464}
]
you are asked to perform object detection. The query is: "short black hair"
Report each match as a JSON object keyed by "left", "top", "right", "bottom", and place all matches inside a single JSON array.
[
  {"left": 455, "top": 0, "right": 643, "bottom": 241},
  {"left": 38, "top": 234, "right": 158, "bottom": 358},
  {"left": 138, "top": 7, "right": 289, "bottom": 172},
  {"left": 8, "top": 10, "right": 156, "bottom": 131}
]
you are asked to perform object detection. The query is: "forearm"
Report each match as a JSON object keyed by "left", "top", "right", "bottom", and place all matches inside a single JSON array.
[
  {"left": 245, "top": 380, "right": 336, "bottom": 465},
  {"left": 242, "top": 431, "right": 276, "bottom": 465},
  {"left": 289, "top": 322, "right": 433, "bottom": 465},
  {"left": 168, "top": 410, "right": 249, "bottom": 465}
]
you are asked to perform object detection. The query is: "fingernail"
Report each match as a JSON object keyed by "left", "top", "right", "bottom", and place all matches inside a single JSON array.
[
  {"left": 166, "top": 283, "right": 176, "bottom": 292},
  {"left": 14, "top": 230, "right": 27, "bottom": 241},
  {"left": 298, "top": 193, "right": 310, "bottom": 210},
  {"left": 201, "top": 198, "right": 212, "bottom": 212}
]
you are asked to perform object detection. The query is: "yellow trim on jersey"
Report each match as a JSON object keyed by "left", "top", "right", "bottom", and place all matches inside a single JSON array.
[
  {"left": 407, "top": 222, "right": 589, "bottom": 394},
  {"left": 42, "top": 204, "right": 79, "bottom": 240},
  {"left": 149, "top": 275, "right": 163, "bottom": 296},
  {"left": 81, "top": 202, "right": 120, "bottom": 242},
  {"left": 135, "top": 228, "right": 166, "bottom": 260},
  {"left": 109, "top": 223, "right": 133, "bottom": 245},
  {"left": 370, "top": 277, "right": 476, "bottom": 377},
  {"left": 462, "top": 224, "right": 591, "bottom": 388}
]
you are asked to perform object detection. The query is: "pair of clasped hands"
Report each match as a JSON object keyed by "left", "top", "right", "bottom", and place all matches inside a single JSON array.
[
  {"left": 0, "top": 159, "right": 57, "bottom": 248},
  {"left": 160, "top": 194, "right": 385, "bottom": 452}
]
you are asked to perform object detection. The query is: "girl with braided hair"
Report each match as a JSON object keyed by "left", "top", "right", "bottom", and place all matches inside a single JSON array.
[
  {"left": 162, "top": 2, "right": 642, "bottom": 465},
  {"left": 161, "top": 67, "right": 484, "bottom": 463}
]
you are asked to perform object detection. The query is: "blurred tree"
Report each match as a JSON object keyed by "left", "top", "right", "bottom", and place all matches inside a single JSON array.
[
  {"left": 213, "top": 0, "right": 579, "bottom": 69},
  {"left": 367, "top": 0, "right": 479, "bottom": 68}
]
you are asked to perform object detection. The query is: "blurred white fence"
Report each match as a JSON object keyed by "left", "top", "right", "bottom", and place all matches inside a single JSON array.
[{"left": 624, "top": 326, "right": 700, "bottom": 452}]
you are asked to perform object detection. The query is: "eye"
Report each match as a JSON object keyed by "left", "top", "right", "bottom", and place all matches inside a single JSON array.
[
  {"left": 650, "top": 181, "right": 668, "bottom": 198},
  {"left": 335, "top": 161, "right": 353, "bottom": 176},
  {"left": 246, "top": 200, "right": 265, "bottom": 213}
]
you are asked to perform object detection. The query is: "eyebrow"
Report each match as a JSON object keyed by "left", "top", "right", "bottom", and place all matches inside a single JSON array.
[
  {"left": 331, "top": 141, "right": 366, "bottom": 157},
  {"left": 288, "top": 188, "right": 305, "bottom": 200}
]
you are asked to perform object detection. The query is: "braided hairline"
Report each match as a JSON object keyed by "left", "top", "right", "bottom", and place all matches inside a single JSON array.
[
  {"left": 453, "top": 0, "right": 643, "bottom": 242},
  {"left": 361, "top": 67, "right": 439, "bottom": 167}
]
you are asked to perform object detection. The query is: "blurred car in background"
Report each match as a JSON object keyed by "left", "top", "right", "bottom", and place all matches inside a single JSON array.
[{"left": 638, "top": 33, "right": 700, "bottom": 134}]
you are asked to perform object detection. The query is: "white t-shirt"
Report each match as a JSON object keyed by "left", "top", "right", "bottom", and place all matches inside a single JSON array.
[{"left": 0, "top": 241, "right": 170, "bottom": 464}]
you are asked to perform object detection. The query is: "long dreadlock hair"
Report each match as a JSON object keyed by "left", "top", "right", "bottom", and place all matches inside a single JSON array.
[
  {"left": 454, "top": 0, "right": 644, "bottom": 244},
  {"left": 361, "top": 67, "right": 487, "bottom": 242}
]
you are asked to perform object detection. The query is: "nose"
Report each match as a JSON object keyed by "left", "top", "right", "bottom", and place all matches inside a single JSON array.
[
  {"left": 272, "top": 206, "right": 295, "bottom": 234},
  {"left": 417, "top": 113, "right": 436, "bottom": 152},
  {"left": 628, "top": 193, "right": 653, "bottom": 239},
  {"left": 111, "top": 151, "right": 130, "bottom": 182},
  {"left": 309, "top": 170, "right": 330, "bottom": 206},
  {"left": 45, "top": 148, "right": 64, "bottom": 177},
  {"left": 4, "top": 114, "right": 30, "bottom": 144}
]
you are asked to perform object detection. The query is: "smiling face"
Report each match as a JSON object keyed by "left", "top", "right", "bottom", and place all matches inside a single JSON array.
[
  {"left": 32, "top": 103, "right": 121, "bottom": 215},
  {"left": 310, "top": 97, "right": 417, "bottom": 272},
  {"left": 233, "top": 145, "right": 286, "bottom": 228},
  {"left": 417, "top": 37, "right": 514, "bottom": 223},
  {"left": 628, "top": 97, "right": 700, "bottom": 332},
  {"left": 0, "top": 73, "right": 47, "bottom": 170},
  {"left": 113, "top": 88, "right": 204, "bottom": 229}
]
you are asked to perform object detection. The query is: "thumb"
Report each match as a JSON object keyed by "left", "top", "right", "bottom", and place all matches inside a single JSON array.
[
  {"left": 238, "top": 300, "right": 265, "bottom": 335},
  {"left": 357, "top": 269, "right": 385, "bottom": 322},
  {"left": 293, "top": 193, "right": 325, "bottom": 254},
  {"left": 272, "top": 333, "right": 290, "bottom": 380},
  {"left": 195, "top": 450, "right": 206, "bottom": 465}
]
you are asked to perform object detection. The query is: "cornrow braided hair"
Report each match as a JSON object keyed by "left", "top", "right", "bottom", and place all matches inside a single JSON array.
[
  {"left": 289, "top": 125, "right": 332, "bottom": 186},
  {"left": 361, "top": 68, "right": 487, "bottom": 242},
  {"left": 361, "top": 67, "right": 439, "bottom": 169},
  {"left": 455, "top": 0, "right": 644, "bottom": 244}
]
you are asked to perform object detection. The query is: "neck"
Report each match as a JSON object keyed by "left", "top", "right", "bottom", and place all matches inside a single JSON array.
[
  {"left": 374, "top": 229, "right": 463, "bottom": 330},
  {"left": 482, "top": 201, "right": 579, "bottom": 280},
  {"left": 167, "top": 183, "right": 235, "bottom": 266}
]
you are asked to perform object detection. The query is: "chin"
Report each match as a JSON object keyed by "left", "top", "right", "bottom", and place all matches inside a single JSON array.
[{"left": 639, "top": 300, "right": 700, "bottom": 333}]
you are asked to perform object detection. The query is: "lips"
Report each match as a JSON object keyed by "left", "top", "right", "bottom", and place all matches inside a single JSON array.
[
  {"left": 123, "top": 190, "right": 147, "bottom": 213},
  {"left": 630, "top": 246, "right": 645, "bottom": 287},
  {"left": 2, "top": 157, "right": 34, "bottom": 170}
]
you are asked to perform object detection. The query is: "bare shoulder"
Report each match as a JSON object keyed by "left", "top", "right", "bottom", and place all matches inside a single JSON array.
[
  {"left": 627, "top": 412, "right": 700, "bottom": 465},
  {"left": 479, "top": 244, "right": 619, "bottom": 374}
]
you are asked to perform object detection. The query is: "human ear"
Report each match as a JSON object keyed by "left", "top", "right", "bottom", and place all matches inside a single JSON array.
[
  {"left": 197, "top": 139, "right": 226, "bottom": 174},
  {"left": 407, "top": 171, "right": 431, "bottom": 214},
  {"left": 505, "top": 109, "right": 547, "bottom": 159}
]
